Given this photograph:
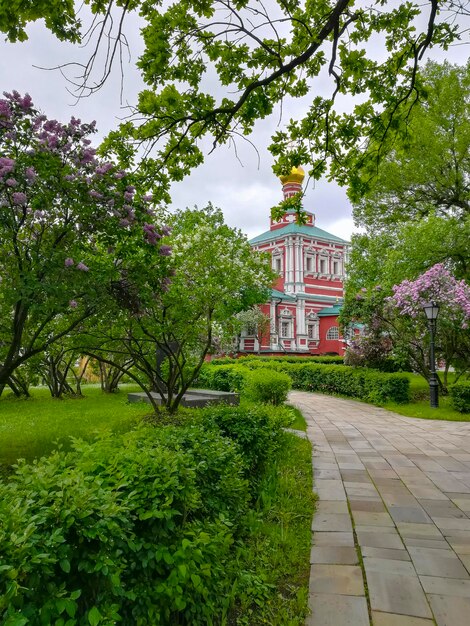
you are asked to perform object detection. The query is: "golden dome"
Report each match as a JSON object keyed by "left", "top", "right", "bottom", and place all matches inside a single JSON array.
[{"left": 279, "top": 165, "right": 305, "bottom": 185}]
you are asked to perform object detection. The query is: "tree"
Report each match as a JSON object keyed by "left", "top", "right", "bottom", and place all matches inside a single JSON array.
[
  {"left": 353, "top": 61, "right": 470, "bottom": 231},
  {"left": 343, "top": 264, "right": 470, "bottom": 389},
  {"left": 1, "top": 2, "right": 468, "bottom": 213},
  {"left": 82, "top": 205, "right": 273, "bottom": 413},
  {"left": 0, "top": 91, "right": 170, "bottom": 395},
  {"left": 218, "top": 305, "right": 272, "bottom": 355}
]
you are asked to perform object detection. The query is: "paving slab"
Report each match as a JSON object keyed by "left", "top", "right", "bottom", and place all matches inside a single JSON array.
[
  {"left": 310, "top": 546, "right": 358, "bottom": 564},
  {"left": 312, "top": 531, "right": 355, "bottom": 547},
  {"left": 371, "top": 612, "right": 434, "bottom": 626},
  {"left": 309, "top": 564, "right": 365, "bottom": 595},
  {"left": 367, "top": 571, "right": 432, "bottom": 618},
  {"left": 419, "top": 575, "right": 470, "bottom": 597},
  {"left": 290, "top": 391, "right": 470, "bottom": 626},
  {"left": 306, "top": 593, "right": 369, "bottom": 626},
  {"left": 427, "top": 594, "right": 470, "bottom": 626}
]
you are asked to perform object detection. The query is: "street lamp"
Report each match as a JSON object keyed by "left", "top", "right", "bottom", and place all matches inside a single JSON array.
[{"left": 423, "top": 301, "right": 440, "bottom": 408}]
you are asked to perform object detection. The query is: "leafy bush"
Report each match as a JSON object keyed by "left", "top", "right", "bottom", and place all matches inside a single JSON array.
[
  {"left": 243, "top": 368, "right": 291, "bottom": 405},
  {"left": 450, "top": 382, "right": 470, "bottom": 413},
  {"left": 0, "top": 424, "right": 255, "bottom": 625},
  {"left": 195, "top": 363, "right": 248, "bottom": 392},
  {"left": 199, "top": 403, "right": 291, "bottom": 479}
]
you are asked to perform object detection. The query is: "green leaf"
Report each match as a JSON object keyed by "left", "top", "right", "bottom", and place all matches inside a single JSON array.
[
  {"left": 88, "top": 606, "right": 101, "bottom": 626},
  {"left": 60, "top": 559, "right": 71, "bottom": 573}
]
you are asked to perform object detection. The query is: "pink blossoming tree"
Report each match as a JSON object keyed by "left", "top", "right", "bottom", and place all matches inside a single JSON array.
[
  {"left": 343, "top": 264, "right": 470, "bottom": 389},
  {"left": 0, "top": 91, "right": 170, "bottom": 395}
]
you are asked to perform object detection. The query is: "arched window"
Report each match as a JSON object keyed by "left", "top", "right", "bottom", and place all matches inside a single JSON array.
[{"left": 326, "top": 326, "right": 339, "bottom": 340}]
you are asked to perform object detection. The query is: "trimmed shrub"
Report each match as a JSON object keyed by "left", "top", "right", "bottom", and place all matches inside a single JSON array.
[
  {"left": 210, "top": 355, "right": 344, "bottom": 366},
  {"left": 450, "top": 382, "right": 470, "bottom": 413},
  {"left": 199, "top": 403, "right": 290, "bottom": 478},
  {"left": 243, "top": 369, "right": 292, "bottom": 405}
]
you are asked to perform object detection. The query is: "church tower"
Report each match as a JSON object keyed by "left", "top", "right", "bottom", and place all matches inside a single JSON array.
[{"left": 242, "top": 167, "right": 349, "bottom": 355}]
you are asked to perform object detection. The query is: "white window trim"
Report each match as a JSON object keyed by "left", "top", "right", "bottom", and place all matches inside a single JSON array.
[{"left": 326, "top": 326, "right": 340, "bottom": 340}]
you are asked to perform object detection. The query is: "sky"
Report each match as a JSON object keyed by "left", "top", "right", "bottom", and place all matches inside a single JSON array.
[{"left": 0, "top": 3, "right": 468, "bottom": 242}]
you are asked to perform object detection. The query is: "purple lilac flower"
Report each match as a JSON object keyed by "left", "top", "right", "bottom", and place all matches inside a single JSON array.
[
  {"left": 124, "top": 191, "right": 134, "bottom": 202},
  {"left": 114, "top": 170, "right": 126, "bottom": 179},
  {"left": 162, "top": 225, "right": 172, "bottom": 236},
  {"left": 0, "top": 157, "right": 15, "bottom": 178},
  {"left": 69, "top": 300, "right": 78, "bottom": 308},
  {"left": 89, "top": 189, "right": 103, "bottom": 200},
  {"left": 159, "top": 245, "right": 172, "bottom": 257},
  {"left": 76, "top": 262, "right": 89, "bottom": 272},
  {"left": 12, "top": 192, "right": 27, "bottom": 205},
  {"left": 143, "top": 223, "right": 162, "bottom": 245},
  {"left": 5, "top": 178, "right": 17, "bottom": 187},
  {"left": 95, "top": 162, "right": 113, "bottom": 175},
  {"left": 142, "top": 194, "right": 153, "bottom": 202},
  {"left": 25, "top": 167, "right": 37, "bottom": 182},
  {"left": 120, "top": 218, "right": 130, "bottom": 227},
  {"left": 64, "top": 258, "right": 74, "bottom": 267}
]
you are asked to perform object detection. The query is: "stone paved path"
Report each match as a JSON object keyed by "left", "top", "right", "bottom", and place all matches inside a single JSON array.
[{"left": 289, "top": 391, "right": 470, "bottom": 626}]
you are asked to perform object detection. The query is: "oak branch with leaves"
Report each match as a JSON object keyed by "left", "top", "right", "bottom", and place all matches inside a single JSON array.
[{"left": 1, "top": 1, "right": 468, "bottom": 219}]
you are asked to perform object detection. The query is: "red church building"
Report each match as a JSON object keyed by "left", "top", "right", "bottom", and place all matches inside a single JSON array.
[{"left": 241, "top": 166, "right": 349, "bottom": 355}]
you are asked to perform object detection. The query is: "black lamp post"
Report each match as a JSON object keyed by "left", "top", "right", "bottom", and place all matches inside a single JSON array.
[{"left": 423, "top": 301, "right": 440, "bottom": 408}]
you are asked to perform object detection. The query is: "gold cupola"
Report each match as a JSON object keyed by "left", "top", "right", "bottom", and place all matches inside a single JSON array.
[{"left": 279, "top": 165, "right": 305, "bottom": 186}]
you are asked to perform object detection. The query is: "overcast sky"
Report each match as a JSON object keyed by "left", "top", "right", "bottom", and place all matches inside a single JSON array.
[{"left": 0, "top": 5, "right": 468, "bottom": 242}]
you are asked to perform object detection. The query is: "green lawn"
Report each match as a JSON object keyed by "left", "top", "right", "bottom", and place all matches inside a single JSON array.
[
  {"left": 0, "top": 385, "right": 151, "bottom": 468},
  {"left": 382, "top": 372, "right": 470, "bottom": 422}
]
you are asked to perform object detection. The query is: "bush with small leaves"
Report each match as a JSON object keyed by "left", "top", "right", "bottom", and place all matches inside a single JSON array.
[
  {"left": 243, "top": 368, "right": 292, "bottom": 405},
  {"left": 450, "top": 382, "right": 470, "bottom": 413}
]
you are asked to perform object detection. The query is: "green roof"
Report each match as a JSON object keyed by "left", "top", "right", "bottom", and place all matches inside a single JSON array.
[
  {"left": 317, "top": 304, "right": 343, "bottom": 317},
  {"left": 249, "top": 223, "right": 349, "bottom": 245},
  {"left": 270, "top": 289, "right": 295, "bottom": 301}
]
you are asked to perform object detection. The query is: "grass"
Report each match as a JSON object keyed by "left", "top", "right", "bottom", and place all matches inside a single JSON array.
[
  {"left": 231, "top": 433, "right": 316, "bottom": 625},
  {"left": 0, "top": 384, "right": 151, "bottom": 468},
  {"left": 285, "top": 404, "right": 307, "bottom": 431},
  {"left": 382, "top": 371, "right": 470, "bottom": 422}
]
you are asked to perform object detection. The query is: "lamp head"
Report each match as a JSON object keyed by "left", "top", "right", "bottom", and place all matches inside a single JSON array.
[{"left": 423, "top": 301, "right": 440, "bottom": 321}]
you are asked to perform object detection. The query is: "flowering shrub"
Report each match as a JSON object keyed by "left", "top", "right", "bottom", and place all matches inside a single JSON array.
[
  {"left": 390, "top": 264, "right": 470, "bottom": 325},
  {"left": 0, "top": 91, "right": 170, "bottom": 393}
]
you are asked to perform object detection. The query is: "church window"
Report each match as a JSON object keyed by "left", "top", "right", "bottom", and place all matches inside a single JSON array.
[
  {"left": 326, "top": 326, "right": 340, "bottom": 340},
  {"left": 280, "top": 321, "right": 290, "bottom": 338},
  {"left": 306, "top": 256, "right": 313, "bottom": 272},
  {"left": 320, "top": 258, "right": 327, "bottom": 274},
  {"left": 333, "top": 261, "right": 339, "bottom": 275},
  {"left": 273, "top": 253, "right": 282, "bottom": 275},
  {"left": 307, "top": 322, "right": 319, "bottom": 340}
]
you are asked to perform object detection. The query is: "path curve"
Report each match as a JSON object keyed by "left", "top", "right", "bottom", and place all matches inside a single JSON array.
[{"left": 289, "top": 391, "right": 470, "bottom": 626}]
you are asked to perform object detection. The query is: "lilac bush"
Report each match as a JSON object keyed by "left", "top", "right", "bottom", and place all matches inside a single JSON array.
[
  {"left": 390, "top": 264, "right": 470, "bottom": 324},
  {"left": 0, "top": 91, "right": 170, "bottom": 394}
]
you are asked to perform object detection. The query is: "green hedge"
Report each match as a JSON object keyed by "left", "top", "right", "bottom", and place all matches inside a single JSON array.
[
  {"left": 0, "top": 405, "right": 288, "bottom": 626},
  {"left": 199, "top": 361, "right": 410, "bottom": 405},
  {"left": 210, "top": 355, "right": 344, "bottom": 366},
  {"left": 450, "top": 382, "right": 470, "bottom": 413}
]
